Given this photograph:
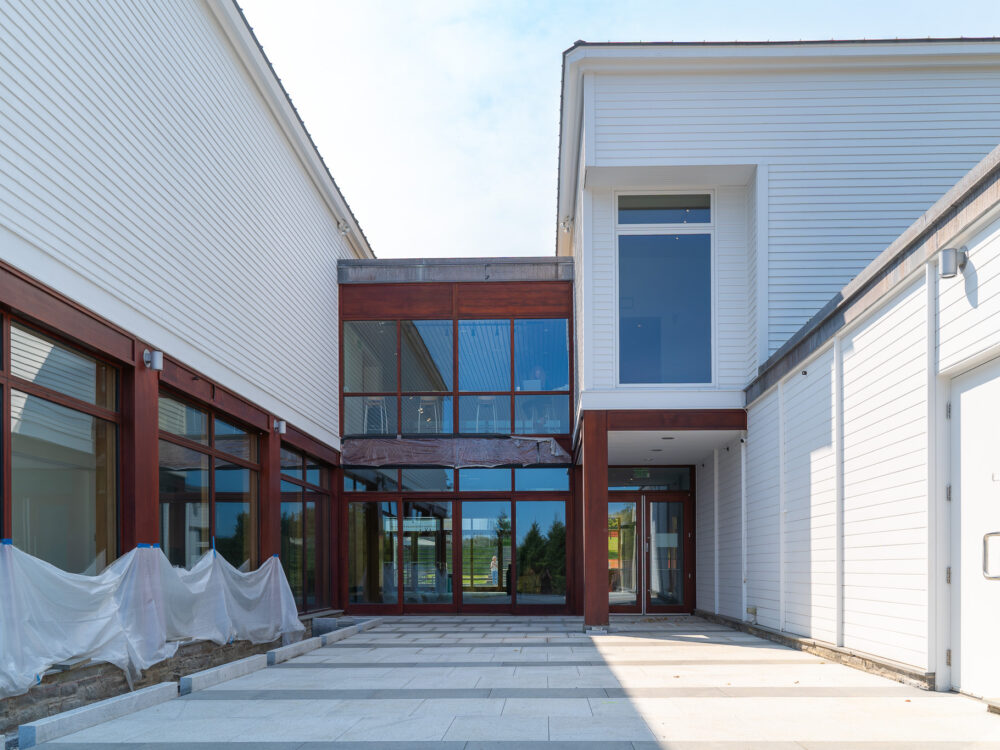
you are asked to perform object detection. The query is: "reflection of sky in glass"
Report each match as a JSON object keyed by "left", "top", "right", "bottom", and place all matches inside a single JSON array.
[
  {"left": 619, "top": 234, "right": 711, "bottom": 384},
  {"left": 514, "top": 319, "right": 569, "bottom": 392},
  {"left": 458, "top": 468, "right": 511, "bottom": 492},
  {"left": 515, "top": 501, "right": 564, "bottom": 542},
  {"left": 401, "top": 468, "right": 454, "bottom": 491},
  {"left": 514, "top": 467, "right": 570, "bottom": 491},
  {"left": 459, "top": 320, "right": 510, "bottom": 391},
  {"left": 402, "top": 321, "right": 452, "bottom": 391}
]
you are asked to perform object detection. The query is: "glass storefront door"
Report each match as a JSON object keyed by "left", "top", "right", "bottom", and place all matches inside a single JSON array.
[
  {"left": 402, "top": 501, "right": 453, "bottom": 606},
  {"left": 609, "top": 491, "right": 694, "bottom": 614}
]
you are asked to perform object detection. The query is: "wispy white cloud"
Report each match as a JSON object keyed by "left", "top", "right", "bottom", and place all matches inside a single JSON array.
[{"left": 240, "top": 0, "right": 1000, "bottom": 259}]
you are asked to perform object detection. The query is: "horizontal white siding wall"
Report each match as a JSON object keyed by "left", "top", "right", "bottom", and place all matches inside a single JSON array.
[
  {"left": 696, "top": 456, "right": 716, "bottom": 612},
  {"left": 0, "top": 0, "right": 355, "bottom": 447},
  {"left": 781, "top": 348, "right": 837, "bottom": 643},
  {"left": 939, "top": 214, "right": 1000, "bottom": 372},
  {"left": 746, "top": 179, "right": 760, "bottom": 382},
  {"left": 841, "top": 279, "right": 929, "bottom": 668},
  {"left": 743, "top": 274, "right": 934, "bottom": 669},
  {"left": 581, "top": 184, "right": 748, "bottom": 404},
  {"left": 717, "top": 437, "right": 744, "bottom": 619},
  {"left": 592, "top": 70, "right": 1000, "bottom": 355},
  {"left": 745, "top": 390, "right": 781, "bottom": 629}
]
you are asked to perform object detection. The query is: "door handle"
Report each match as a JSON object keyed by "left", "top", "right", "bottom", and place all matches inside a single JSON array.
[{"left": 984, "top": 532, "right": 1000, "bottom": 580}]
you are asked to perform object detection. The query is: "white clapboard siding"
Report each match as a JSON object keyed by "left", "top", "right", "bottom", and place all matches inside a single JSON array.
[
  {"left": 584, "top": 186, "right": 748, "bottom": 399},
  {"left": 745, "top": 390, "right": 781, "bottom": 629},
  {"left": 696, "top": 456, "right": 716, "bottom": 612},
  {"left": 781, "top": 348, "right": 837, "bottom": 643},
  {"left": 592, "top": 70, "right": 1000, "bottom": 355},
  {"left": 939, "top": 214, "right": 1000, "bottom": 372},
  {"left": 715, "top": 186, "right": 750, "bottom": 390},
  {"left": 746, "top": 180, "right": 760, "bottom": 381},
  {"left": 0, "top": 0, "right": 358, "bottom": 447},
  {"left": 717, "top": 437, "right": 744, "bottom": 620},
  {"left": 841, "top": 279, "right": 929, "bottom": 669}
]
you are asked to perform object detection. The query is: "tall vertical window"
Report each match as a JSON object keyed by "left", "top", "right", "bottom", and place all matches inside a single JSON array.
[
  {"left": 617, "top": 194, "right": 712, "bottom": 384},
  {"left": 158, "top": 394, "right": 260, "bottom": 570},
  {"left": 6, "top": 323, "right": 119, "bottom": 574},
  {"left": 279, "top": 446, "right": 331, "bottom": 611}
]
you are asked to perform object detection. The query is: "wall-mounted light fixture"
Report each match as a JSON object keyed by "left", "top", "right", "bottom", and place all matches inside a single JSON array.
[
  {"left": 143, "top": 349, "right": 164, "bottom": 371},
  {"left": 337, "top": 220, "right": 351, "bottom": 236},
  {"left": 274, "top": 419, "right": 287, "bottom": 435},
  {"left": 940, "top": 246, "right": 968, "bottom": 278},
  {"left": 560, "top": 217, "right": 573, "bottom": 234}
]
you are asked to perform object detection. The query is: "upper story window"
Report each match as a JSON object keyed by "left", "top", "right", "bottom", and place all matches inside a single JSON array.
[
  {"left": 343, "top": 316, "right": 571, "bottom": 437},
  {"left": 617, "top": 194, "right": 713, "bottom": 385},
  {"left": 618, "top": 194, "right": 711, "bottom": 225}
]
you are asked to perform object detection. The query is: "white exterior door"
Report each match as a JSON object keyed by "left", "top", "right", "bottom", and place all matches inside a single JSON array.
[{"left": 952, "top": 356, "right": 1000, "bottom": 699}]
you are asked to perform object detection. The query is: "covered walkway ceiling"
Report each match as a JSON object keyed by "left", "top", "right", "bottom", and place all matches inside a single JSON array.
[{"left": 608, "top": 430, "right": 742, "bottom": 465}]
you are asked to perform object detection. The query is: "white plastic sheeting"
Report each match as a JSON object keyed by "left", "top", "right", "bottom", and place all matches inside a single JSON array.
[{"left": 0, "top": 542, "right": 304, "bottom": 699}]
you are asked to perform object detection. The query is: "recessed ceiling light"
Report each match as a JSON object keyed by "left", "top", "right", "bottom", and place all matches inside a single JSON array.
[
  {"left": 661, "top": 437, "right": 675, "bottom": 440},
  {"left": 650, "top": 449, "right": 663, "bottom": 452}
]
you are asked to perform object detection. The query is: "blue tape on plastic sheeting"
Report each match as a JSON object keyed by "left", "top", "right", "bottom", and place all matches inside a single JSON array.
[
  {"left": 273, "top": 554, "right": 279, "bottom": 558},
  {"left": 153, "top": 543, "right": 161, "bottom": 548},
  {"left": 137, "top": 543, "right": 152, "bottom": 548},
  {"left": 1, "top": 538, "right": 12, "bottom": 544}
]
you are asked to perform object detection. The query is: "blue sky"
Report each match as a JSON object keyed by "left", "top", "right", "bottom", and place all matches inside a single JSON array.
[{"left": 239, "top": 0, "right": 1000, "bottom": 259}]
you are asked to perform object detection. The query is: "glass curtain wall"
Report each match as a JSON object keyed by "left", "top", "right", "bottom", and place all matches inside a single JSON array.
[
  {"left": 158, "top": 394, "right": 260, "bottom": 570},
  {"left": 7, "top": 322, "right": 119, "bottom": 574},
  {"left": 279, "top": 446, "right": 331, "bottom": 611}
]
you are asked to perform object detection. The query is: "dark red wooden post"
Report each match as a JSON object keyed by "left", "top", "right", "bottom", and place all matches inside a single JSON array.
[
  {"left": 582, "top": 410, "right": 609, "bottom": 628},
  {"left": 122, "top": 344, "right": 160, "bottom": 548},
  {"left": 260, "top": 423, "right": 281, "bottom": 560}
]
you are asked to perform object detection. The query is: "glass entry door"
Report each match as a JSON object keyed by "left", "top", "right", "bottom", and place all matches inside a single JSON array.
[
  {"left": 609, "top": 492, "right": 694, "bottom": 614},
  {"left": 646, "top": 497, "right": 692, "bottom": 612},
  {"left": 460, "top": 500, "right": 512, "bottom": 607}
]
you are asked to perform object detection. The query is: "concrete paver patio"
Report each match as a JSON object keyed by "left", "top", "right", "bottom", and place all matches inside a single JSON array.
[{"left": 37, "top": 615, "right": 1000, "bottom": 749}]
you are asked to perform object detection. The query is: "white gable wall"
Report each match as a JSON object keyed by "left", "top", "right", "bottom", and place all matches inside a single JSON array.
[{"left": 0, "top": 0, "right": 360, "bottom": 448}]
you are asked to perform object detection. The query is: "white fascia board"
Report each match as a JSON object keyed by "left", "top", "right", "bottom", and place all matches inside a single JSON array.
[
  {"left": 579, "top": 389, "right": 746, "bottom": 411},
  {"left": 204, "top": 0, "right": 374, "bottom": 259}
]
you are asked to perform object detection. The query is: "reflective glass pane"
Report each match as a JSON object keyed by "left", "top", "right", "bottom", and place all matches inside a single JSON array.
[
  {"left": 10, "top": 323, "right": 117, "bottom": 410},
  {"left": 280, "top": 480, "right": 303, "bottom": 606},
  {"left": 344, "top": 396, "right": 398, "bottom": 435},
  {"left": 401, "top": 321, "right": 452, "bottom": 391},
  {"left": 461, "top": 501, "right": 511, "bottom": 605},
  {"left": 304, "top": 492, "right": 321, "bottom": 608},
  {"left": 618, "top": 194, "right": 710, "bottom": 224},
  {"left": 403, "top": 501, "right": 452, "bottom": 604},
  {"left": 159, "top": 439, "right": 210, "bottom": 568},
  {"left": 516, "top": 501, "right": 567, "bottom": 605},
  {"left": 343, "top": 321, "right": 397, "bottom": 393},
  {"left": 11, "top": 390, "right": 117, "bottom": 574},
  {"left": 348, "top": 502, "right": 398, "bottom": 604},
  {"left": 619, "top": 234, "right": 712, "bottom": 384},
  {"left": 514, "top": 467, "right": 570, "bottom": 492},
  {"left": 514, "top": 394, "right": 570, "bottom": 435},
  {"left": 305, "top": 456, "right": 327, "bottom": 488},
  {"left": 214, "top": 459, "right": 258, "bottom": 570},
  {"left": 608, "top": 466, "right": 690, "bottom": 491},
  {"left": 402, "top": 396, "right": 452, "bottom": 435},
  {"left": 608, "top": 502, "right": 638, "bottom": 607},
  {"left": 401, "top": 468, "right": 454, "bottom": 492},
  {"left": 158, "top": 395, "right": 208, "bottom": 444},
  {"left": 458, "top": 468, "right": 511, "bottom": 492},
  {"left": 214, "top": 418, "right": 258, "bottom": 462},
  {"left": 649, "top": 501, "right": 684, "bottom": 607},
  {"left": 458, "top": 320, "right": 509, "bottom": 391},
  {"left": 458, "top": 395, "right": 510, "bottom": 434},
  {"left": 280, "top": 446, "right": 304, "bottom": 481},
  {"left": 344, "top": 467, "right": 398, "bottom": 492},
  {"left": 514, "top": 319, "right": 569, "bottom": 392}
]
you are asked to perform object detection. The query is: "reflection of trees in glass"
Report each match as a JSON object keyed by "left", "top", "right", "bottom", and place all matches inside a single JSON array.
[
  {"left": 216, "top": 511, "right": 248, "bottom": 569},
  {"left": 517, "top": 519, "right": 567, "bottom": 595}
]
